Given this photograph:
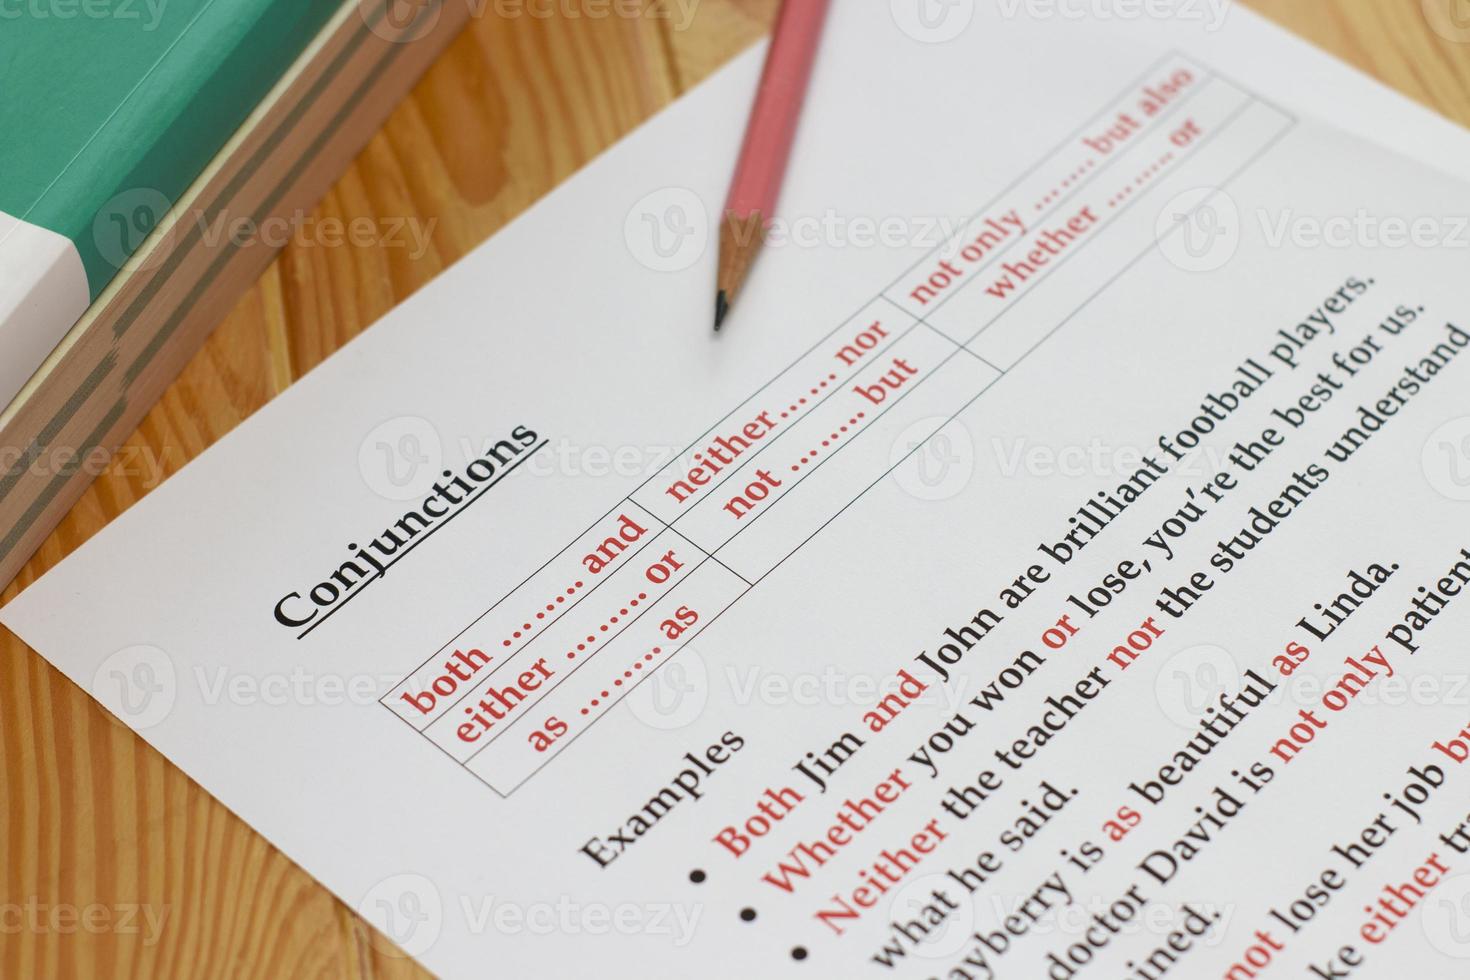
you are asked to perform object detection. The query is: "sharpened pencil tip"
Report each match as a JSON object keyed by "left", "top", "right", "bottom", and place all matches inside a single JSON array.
[{"left": 714, "top": 290, "right": 730, "bottom": 331}]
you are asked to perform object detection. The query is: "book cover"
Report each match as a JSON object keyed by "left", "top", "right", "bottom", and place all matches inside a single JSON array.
[{"left": 0, "top": 0, "right": 343, "bottom": 407}]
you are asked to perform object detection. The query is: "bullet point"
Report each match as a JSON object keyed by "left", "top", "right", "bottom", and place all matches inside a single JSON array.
[
  {"left": 791, "top": 946, "right": 808, "bottom": 961},
  {"left": 689, "top": 869, "right": 706, "bottom": 884},
  {"left": 740, "top": 908, "right": 756, "bottom": 922}
]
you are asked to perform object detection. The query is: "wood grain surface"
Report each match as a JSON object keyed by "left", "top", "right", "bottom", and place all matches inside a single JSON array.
[{"left": 2, "top": 2, "right": 1467, "bottom": 976}]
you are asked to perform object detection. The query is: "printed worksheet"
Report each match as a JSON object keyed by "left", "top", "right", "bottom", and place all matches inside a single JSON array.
[{"left": 8, "top": 4, "right": 1470, "bottom": 977}]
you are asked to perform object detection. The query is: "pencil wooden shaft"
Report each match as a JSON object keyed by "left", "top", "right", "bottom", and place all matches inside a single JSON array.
[
  {"left": 716, "top": 0, "right": 831, "bottom": 326},
  {"left": 725, "top": 0, "right": 831, "bottom": 221}
]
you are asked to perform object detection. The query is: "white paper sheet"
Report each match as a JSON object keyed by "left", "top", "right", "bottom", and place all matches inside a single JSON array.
[{"left": 9, "top": 5, "right": 1470, "bottom": 977}]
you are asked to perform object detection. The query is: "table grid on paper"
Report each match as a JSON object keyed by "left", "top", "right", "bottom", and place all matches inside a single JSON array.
[{"left": 381, "top": 51, "right": 1298, "bottom": 796}]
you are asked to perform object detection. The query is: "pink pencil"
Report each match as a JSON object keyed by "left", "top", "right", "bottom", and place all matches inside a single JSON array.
[{"left": 714, "top": 0, "right": 833, "bottom": 331}]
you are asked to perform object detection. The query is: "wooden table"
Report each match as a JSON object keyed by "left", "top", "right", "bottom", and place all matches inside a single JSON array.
[{"left": 3, "top": 2, "right": 1467, "bottom": 975}]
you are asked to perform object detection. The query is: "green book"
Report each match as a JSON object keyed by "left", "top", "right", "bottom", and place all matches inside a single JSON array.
[{"left": 0, "top": 0, "right": 342, "bottom": 408}]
